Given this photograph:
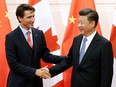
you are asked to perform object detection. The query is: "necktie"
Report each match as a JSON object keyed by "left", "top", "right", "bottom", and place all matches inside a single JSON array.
[
  {"left": 27, "top": 31, "right": 33, "bottom": 48},
  {"left": 79, "top": 38, "right": 87, "bottom": 63}
]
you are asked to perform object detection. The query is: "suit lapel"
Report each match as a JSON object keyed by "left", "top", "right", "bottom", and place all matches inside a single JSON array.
[
  {"left": 32, "top": 29, "right": 38, "bottom": 60},
  {"left": 73, "top": 35, "right": 83, "bottom": 67},
  {"left": 79, "top": 33, "right": 100, "bottom": 65}
]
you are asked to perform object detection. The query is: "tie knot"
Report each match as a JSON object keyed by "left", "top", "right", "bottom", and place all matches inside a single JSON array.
[
  {"left": 83, "top": 38, "right": 87, "bottom": 43},
  {"left": 27, "top": 31, "right": 31, "bottom": 35}
]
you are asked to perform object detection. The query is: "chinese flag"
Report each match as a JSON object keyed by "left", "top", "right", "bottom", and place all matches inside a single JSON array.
[
  {"left": 61, "top": 0, "right": 102, "bottom": 87},
  {"left": 29, "top": 0, "right": 64, "bottom": 87},
  {"left": 0, "top": 0, "right": 11, "bottom": 87},
  {"left": 110, "top": 9, "right": 116, "bottom": 87}
]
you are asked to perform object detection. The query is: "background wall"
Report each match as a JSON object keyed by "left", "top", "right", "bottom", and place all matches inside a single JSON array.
[{"left": 6, "top": 0, "right": 116, "bottom": 45}]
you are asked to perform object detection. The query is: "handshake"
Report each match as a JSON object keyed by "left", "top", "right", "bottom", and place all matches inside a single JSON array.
[{"left": 35, "top": 66, "right": 51, "bottom": 79}]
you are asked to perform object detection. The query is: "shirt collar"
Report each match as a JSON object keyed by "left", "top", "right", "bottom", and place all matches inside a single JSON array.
[
  {"left": 19, "top": 25, "right": 32, "bottom": 35},
  {"left": 83, "top": 31, "right": 96, "bottom": 42}
]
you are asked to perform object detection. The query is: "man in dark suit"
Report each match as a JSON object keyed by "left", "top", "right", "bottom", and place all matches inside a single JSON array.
[
  {"left": 48, "top": 8, "right": 114, "bottom": 87},
  {"left": 5, "top": 4, "right": 65, "bottom": 87}
]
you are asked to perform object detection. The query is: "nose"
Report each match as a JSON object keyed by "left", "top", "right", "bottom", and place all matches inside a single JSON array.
[{"left": 31, "top": 17, "right": 35, "bottom": 22}]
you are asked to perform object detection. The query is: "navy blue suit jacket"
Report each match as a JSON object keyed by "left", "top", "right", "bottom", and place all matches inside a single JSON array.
[
  {"left": 5, "top": 27, "right": 65, "bottom": 87},
  {"left": 50, "top": 32, "right": 113, "bottom": 87}
]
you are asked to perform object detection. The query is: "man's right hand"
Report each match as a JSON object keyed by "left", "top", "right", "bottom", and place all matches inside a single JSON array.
[{"left": 35, "top": 66, "right": 51, "bottom": 79}]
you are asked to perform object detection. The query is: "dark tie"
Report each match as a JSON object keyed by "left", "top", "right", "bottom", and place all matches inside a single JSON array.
[
  {"left": 27, "top": 31, "right": 33, "bottom": 48},
  {"left": 79, "top": 38, "right": 87, "bottom": 63}
]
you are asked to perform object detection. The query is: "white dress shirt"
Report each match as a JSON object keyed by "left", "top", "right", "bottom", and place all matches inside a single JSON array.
[
  {"left": 19, "top": 25, "right": 33, "bottom": 45},
  {"left": 80, "top": 31, "right": 97, "bottom": 53}
]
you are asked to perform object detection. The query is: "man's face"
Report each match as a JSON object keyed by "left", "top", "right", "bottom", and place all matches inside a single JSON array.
[
  {"left": 18, "top": 10, "right": 35, "bottom": 30},
  {"left": 78, "top": 16, "right": 95, "bottom": 37}
]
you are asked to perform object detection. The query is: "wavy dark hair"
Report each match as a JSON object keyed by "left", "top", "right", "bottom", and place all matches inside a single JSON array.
[{"left": 16, "top": 3, "right": 35, "bottom": 22}]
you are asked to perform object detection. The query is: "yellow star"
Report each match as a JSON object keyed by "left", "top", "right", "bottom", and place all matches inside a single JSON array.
[
  {"left": 5, "top": 12, "right": 9, "bottom": 18},
  {"left": 69, "top": 15, "right": 76, "bottom": 24}
]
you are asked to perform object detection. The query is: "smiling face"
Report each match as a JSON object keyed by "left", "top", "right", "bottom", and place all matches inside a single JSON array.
[
  {"left": 78, "top": 15, "right": 95, "bottom": 37},
  {"left": 18, "top": 10, "right": 35, "bottom": 30}
]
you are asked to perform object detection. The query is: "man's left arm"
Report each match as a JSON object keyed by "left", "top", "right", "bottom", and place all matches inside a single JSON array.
[{"left": 100, "top": 41, "right": 114, "bottom": 87}]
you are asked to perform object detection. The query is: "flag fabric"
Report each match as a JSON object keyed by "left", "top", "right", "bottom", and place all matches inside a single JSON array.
[
  {"left": 110, "top": 9, "right": 116, "bottom": 87},
  {"left": 61, "top": 0, "right": 102, "bottom": 87},
  {"left": 0, "top": 0, "right": 11, "bottom": 87},
  {"left": 28, "top": 0, "right": 64, "bottom": 87},
  {"left": 110, "top": 9, "right": 116, "bottom": 59}
]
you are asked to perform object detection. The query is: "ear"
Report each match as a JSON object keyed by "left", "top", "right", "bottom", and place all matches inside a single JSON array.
[
  {"left": 90, "top": 21, "right": 95, "bottom": 28},
  {"left": 18, "top": 16, "right": 22, "bottom": 22}
]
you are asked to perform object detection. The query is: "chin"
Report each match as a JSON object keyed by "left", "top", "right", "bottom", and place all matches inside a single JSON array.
[
  {"left": 30, "top": 26, "right": 34, "bottom": 28},
  {"left": 80, "top": 31, "right": 84, "bottom": 35}
]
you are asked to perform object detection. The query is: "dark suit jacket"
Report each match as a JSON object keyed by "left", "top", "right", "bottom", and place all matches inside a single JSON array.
[
  {"left": 49, "top": 32, "right": 113, "bottom": 87},
  {"left": 5, "top": 27, "right": 65, "bottom": 87}
]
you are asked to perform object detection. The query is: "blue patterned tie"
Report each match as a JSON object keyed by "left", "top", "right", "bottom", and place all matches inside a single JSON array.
[{"left": 79, "top": 38, "right": 87, "bottom": 64}]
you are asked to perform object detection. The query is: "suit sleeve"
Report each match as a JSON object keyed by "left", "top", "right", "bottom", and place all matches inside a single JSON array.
[
  {"left": 5, "top": 35, "right": 36, "bottom": 80},
  {"left": 100, "top": 41, "right": 113, "bottom": 87},
  {"left": 49, "top": 56, "right": 72, "bottom": 77},
  {"left": 49, "top": 44, "right": 73, "bottom": 77}
]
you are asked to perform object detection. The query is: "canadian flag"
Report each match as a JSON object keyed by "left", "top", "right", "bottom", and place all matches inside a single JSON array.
[
  {"left": 110, "top": 9, "right": 116, "bottom": 87},
  {"left": 61, "top": 0, "right": 102, "bottom": 87},
  {"left": 28, "top": 0, "right": 64, "bottom": 87},
  {"left": 0, "top": 0, "right": 11, "bottom": 87}
]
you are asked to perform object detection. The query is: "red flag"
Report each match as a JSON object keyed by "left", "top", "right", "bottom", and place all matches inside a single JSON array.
[
  {"left": 110, "top": 25, "right": 116, "bottom": 59},
  {"left": 62, "top": 0, "right": 102, "bottom": 87},
  {"left": 29, "top": 0, "right": 64, "bottom": 87},
  {"left": 110, "top": 9, "right": 116, "bottom": 87},
  {"left": 0, "top": 0, "right": 11, "bottom": 87},
  {"left": 110, "top": 9, "right": 116, "bottom": 59},
  {"left": 28, "top": 0, "right": 41, "bottom": 6}
]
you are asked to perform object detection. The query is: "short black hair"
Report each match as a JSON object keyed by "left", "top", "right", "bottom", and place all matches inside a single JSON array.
[
  {"left": 16, "top": 3, "right": 35, "bottom": 22},
  {"left": 79, "top": 8, "right": 99, "bottom": 27}
]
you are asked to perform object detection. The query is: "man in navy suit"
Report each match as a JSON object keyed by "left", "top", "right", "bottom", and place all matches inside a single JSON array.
[
  {"left": 48, "top": 8, "right": 114, "bottom": 87},
  {"left": 5, "top": 4, "right": 65, "bottom": 87}
]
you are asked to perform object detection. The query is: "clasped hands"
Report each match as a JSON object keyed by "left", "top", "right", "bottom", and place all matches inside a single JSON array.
[{"left": 35, "top": 66, "right": 51, "bottom": 79}]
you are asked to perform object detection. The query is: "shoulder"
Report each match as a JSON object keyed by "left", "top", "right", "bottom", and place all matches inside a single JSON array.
[
  {"left": 74, "top": 34, "right": 83, "bottom": 41},
  {"left": 95, "top": 33, "right": 112, "bottom": 48},
  {"left": 32, "top": 28, "right": 43, "bottom": 34},
  {"left": 6, "top": 27, "right": 20, "bottom": 38},
  {"left": 96, "top": 33, "right": 110, "bottom": 43},
  {"left": 31, "top": 28, "right": 45, "bottom": 38}
]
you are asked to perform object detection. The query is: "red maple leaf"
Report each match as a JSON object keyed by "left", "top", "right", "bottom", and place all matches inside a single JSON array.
[{"left": 44, "top": 27, "right": 60, "bottom": 52}]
